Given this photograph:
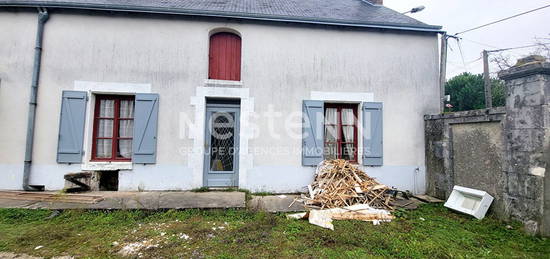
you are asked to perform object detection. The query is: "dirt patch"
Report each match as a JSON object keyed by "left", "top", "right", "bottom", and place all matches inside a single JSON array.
[{"left": 113, "top": 219, "right": 231, "bottom": 257}]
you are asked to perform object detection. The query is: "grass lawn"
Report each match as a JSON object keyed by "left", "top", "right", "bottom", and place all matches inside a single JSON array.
[{"left": 0, "top": 204, "right": 548, "bottom": 258}]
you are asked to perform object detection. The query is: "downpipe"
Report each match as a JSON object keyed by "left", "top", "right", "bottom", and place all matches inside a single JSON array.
[{"left": 23, "top": 8, "right": 49, "bottom": 191}]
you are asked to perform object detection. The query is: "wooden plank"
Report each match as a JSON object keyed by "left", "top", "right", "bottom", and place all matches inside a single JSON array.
[
  {"left": 413, "top": 194, "right": 444, "bottom": 203},
  {"left": 0, "top": 191, "right": 103, "bottom": 204},
  {"left": 305, "top": 159, "right": 394, "bottom": 210}
]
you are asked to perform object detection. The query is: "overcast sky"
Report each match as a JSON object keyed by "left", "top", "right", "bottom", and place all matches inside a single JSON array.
[{"left": 384, "top": 0, "right": 550, "bottom": 79}]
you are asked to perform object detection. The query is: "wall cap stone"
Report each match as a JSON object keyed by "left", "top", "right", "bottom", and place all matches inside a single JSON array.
[
  {"left": 424, "top": 107, "right": 506, "bottom": 120},
  {"left": 498, "top": 62, "right": 550, "bottom": 81}
]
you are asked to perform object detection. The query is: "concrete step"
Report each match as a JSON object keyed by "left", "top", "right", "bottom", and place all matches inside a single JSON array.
[
  {"left": 0, "top": 191, "right": 246, "bottom": 210},
  {"left": 248, "top": 195, "right": 306, "bottom": 212}
]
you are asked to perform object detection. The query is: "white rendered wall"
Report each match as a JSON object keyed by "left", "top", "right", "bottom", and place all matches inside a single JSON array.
[
  {"left": 0, "top": 11, "right": 37, "bottom": 189},
  {"left": 0, "top": 11, "right": 439, "bottom": 193}
]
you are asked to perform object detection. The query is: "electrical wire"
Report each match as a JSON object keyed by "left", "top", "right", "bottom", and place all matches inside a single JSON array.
[
  {"left": 466, "top": 56, "right": 483, "bottom": 65},
  {"left": 447, "top": 57, "right": 482, "bottom": 69},
  {"left": 455, "top": 4, "right": 550, "bottom": 35},
  {"left": 487, "top": 43, "right": 550, "bottom": 53},
  {"left": 458, "top": 35, "right": 550, "bottom": 54},
  {"left": 454, "top": 38, "right": 469, "bottom": 72},
  {"left": 460, "top": 37, "right": 500, "bottom": 49}
]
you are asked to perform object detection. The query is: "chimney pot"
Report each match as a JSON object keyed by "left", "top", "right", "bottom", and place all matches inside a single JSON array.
[{"left": 366, "top": 0, "right": 383, "bottom": 5}]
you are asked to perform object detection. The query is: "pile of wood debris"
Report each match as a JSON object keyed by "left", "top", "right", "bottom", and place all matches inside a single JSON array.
[
  {"left": 288, "top": 160, "right": 395, "bottom": 230},
  {"left": 304, "top": 159, "right": 393, "bottom": 210}
]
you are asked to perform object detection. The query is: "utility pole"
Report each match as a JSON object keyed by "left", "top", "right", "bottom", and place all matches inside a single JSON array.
[
  {"left": 439, "top": 33, "right": 448, "bottom": 113},
  {"left": 482, "top": 50, "right": 492, "bottom": 108}
]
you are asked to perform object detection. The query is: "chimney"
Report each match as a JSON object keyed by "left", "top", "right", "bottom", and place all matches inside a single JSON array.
[{"left": 365, "top": 0, "right": 383, "bottom": 5}]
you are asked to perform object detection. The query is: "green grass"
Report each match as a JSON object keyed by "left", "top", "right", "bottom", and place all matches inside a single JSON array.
[
  {"left": 190, "top": 187, "right": 211, "bottom": 192},
  {"left": 0, "top": 204, "right": 548, "bottom": 258}
]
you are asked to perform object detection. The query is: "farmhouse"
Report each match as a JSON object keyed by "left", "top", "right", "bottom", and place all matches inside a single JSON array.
[{"left": 0, "top": 0, "right": 442, "bottom": 193}]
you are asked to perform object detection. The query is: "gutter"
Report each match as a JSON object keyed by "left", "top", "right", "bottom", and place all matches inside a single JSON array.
[
  {"left": 23, "top": 7, "right": 49, "bottom": 191},
  {"left": 0, "top": 2, "right": 442, "bottom": 33}
]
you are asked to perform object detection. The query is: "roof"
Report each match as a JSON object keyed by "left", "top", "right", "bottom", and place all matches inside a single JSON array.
[{"left": 0, "top": 0, "right": 442, "bottom": 32}]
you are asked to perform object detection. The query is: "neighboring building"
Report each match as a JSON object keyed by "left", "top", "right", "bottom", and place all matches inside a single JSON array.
[{"left": 0, "top": 0, "right": 442, "bottom": 193}]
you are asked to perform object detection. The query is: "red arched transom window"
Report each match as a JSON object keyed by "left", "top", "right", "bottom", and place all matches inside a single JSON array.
[{"left": 209, "top": 32, "right": 241, "bottom": 81}]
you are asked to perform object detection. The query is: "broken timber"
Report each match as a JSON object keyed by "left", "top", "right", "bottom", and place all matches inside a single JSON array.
[
  {"left": 304, "top": 159, "right": 394, "bottom": 210},
  {"left": 413, "top": 194, "right": 444, "bottom": 203},
  {"left": 64, "top": 172, "right": 93, "bottom": 192}
]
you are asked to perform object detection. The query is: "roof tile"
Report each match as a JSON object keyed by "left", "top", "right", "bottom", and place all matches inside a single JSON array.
[{"left": 0, "top": 0, "right": 441, "bottom": 31}]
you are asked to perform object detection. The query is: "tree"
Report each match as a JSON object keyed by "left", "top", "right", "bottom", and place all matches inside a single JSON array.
[{"left": 445, "top": 72, "right": 505, "bottom": 112}]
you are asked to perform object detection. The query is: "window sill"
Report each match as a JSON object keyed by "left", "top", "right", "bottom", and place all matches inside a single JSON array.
[
  {"left": 82, "top": 161, "right": 132, "bottom": 171},
  {"left": 204, "top": 79, "right": 243, "bottom": 88}
]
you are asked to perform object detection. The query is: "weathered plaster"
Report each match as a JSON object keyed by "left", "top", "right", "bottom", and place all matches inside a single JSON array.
[
  {"left": 0, "top": 11, "right": 439, "bottom": 192},
  {"left": 245, "top": 165, "right": 425, "bottom": 194},
  {"left": 425, "top": 108, "right": 507, "bottom": 201},
  {"left": 119, "top": 165, "right": 195, "bottom": 191},
  {"left": 74, "top": 80, "right": 151, "bottom": 93},
  {"left": 29, "top": 164, "right": 81, "bottom": 190},
  {"left": 310, "top": 91, "right": 374, "bottom": 103},
  {"left": 452, "top": 122, "right": 506, "bottom": 216},
  {"left": 0, "top": 165, "right": 24, "bottom": 190}
]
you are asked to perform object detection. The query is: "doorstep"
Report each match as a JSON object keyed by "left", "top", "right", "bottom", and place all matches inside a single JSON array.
[{"left": 248, "top": 194, "right": 306, "bottom": 212}]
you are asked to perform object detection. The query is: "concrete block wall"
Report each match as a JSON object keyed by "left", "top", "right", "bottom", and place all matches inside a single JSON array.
[{"left": 425, "top": 59, "right": 550, "bottom": 236}]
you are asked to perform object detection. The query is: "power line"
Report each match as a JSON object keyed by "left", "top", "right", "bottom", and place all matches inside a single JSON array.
[
  {"left": 459, "top": 33, "right": 550, "bottom": 52},
  {"left": 456, "top": 39, "right": 468, "bottom": 72},
  {"left": 448, "top": 56, "right": 483, "bottom": 67},
  {"left": 466, "top": 56, "right": 483, "bottom": 65},
  {"left": 455, "top": 4, "right": 550, "bottom": 35},
  {"left": 460, "top": 37, "right": 500, "bottom": 49},
  {"left": 487, "top": 43, "right": 550, "bottom": 53}
]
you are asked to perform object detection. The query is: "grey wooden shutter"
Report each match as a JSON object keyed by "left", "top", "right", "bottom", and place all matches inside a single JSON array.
[
  {"left": 57, "top": 91, "right": 87, "bottom": 163},
  {"left": 133, "top": 93, "right": 159, "bottom": 164},
  {"left": 362, "top": 102, "right": 383, "bottom": 166},
  {"left": 302, "top": 100, "right": 324, "bottom": 166}
]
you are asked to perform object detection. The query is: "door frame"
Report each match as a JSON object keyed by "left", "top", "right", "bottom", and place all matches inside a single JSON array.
[{"left": 203, "top": 102, "right": 240, "bottom": 187}]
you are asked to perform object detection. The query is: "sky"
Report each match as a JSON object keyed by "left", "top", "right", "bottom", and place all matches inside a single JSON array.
[{"left": 384, "top": 0, "right": 550, "bottom": 79}]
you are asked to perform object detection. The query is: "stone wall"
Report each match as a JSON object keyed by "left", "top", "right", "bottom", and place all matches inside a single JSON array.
[
  {"left": 425, "top": 108, "right": 507, "bottom": 217},
  {"left": 425, "top": 59, "right": 550, "bottom": 236},
  {"left": 499, "top": 60, "right": 550, "bottom": 236}
]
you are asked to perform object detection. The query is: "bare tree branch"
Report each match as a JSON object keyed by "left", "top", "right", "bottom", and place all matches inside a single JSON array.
[
  {"left": 490, "top": 52, "right": 514, "bottom": 70},
  {"left": 532, "top": 38, "right": 550, "bottom": 59},
  {"left": 489, "top": 38, "right": 550, "bottom": 73}
]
